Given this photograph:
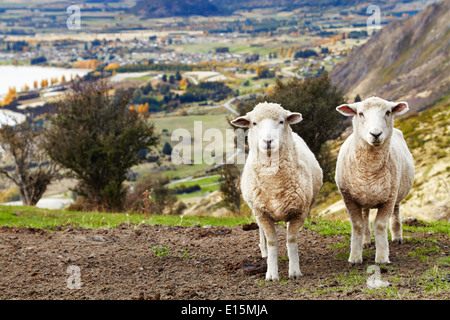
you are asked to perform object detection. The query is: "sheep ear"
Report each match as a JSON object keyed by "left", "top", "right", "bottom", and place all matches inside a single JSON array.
[
  {"left": 287, "top": 112, "right": 302, "bottom": 124},
  {"left": 230, "top": 116, "right": 250, "bottom": 128},
  {"left": 391, "top": 101, "right": 409, "bottom": 115},
  {"left": 336, "top": 104, "right": 357, "bottom": 116}
]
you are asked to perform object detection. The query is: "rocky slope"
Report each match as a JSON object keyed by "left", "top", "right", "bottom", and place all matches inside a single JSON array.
[{"left": 330, "top": 0, "right": 450, "bottom": 112}]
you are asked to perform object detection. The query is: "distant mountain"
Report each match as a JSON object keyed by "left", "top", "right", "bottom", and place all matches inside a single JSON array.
[
  {"left": 210, "top": 0, "right": 359, "bottom": 10},
  {"left": 131, "top": 0, "right": 224, "bottom": 18},
  {"left": 330, "top": 0, "right": 450, "bottom": 112}
]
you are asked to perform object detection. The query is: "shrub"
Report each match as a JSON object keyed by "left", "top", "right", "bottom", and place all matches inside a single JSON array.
[
  {"left": 125, "top": 173, "right": 179, "bottom": 215},
  {"left": 43, "top": 80, "right": 158, "bottom": 212}
]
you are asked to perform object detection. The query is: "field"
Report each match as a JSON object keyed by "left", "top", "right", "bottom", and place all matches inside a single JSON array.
[{"left": 0, "top": 205, "right": 448, "bottom": 300}]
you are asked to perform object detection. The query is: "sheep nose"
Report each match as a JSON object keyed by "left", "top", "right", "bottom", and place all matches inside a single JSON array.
[
  {"left": 370, "top": 132, "right": 382, "bottom": 139},
  {"left": 263, "top": 139, "right": 273, "bottom": 149}
]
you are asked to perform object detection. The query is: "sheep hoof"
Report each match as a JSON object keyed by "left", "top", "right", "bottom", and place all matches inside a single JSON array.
[
  {"left": 348, "top": 257, "right": 363, "bottom": 264},
  {"left": 363, "top": 242, "right": 371, "bottom": 248},
  {"left": 392, "top": 238, "right": 403, "bottom": 244},
  {"left": 375, "top": 257, "right": 391, "bottom": 264},
  {"left": 289, "top": 270, "right": 303, "bottom": 279},
  {"left": 265, "top": 272, "right": 279, "bottom": 281}
]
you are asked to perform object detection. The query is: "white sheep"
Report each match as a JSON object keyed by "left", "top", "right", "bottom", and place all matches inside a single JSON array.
[
  {"left": 335, "top": 96, "right": 414, "bottom": 264},
  {"left": 231, "top": 102, "right": 323, "bottom": 280}
]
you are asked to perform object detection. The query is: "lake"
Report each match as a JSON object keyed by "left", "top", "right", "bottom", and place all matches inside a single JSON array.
[{"left": 0, "top": 65, "right": 90, "bottom": 98}]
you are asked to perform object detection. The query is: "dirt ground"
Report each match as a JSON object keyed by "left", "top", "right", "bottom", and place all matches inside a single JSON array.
[{"left": 0, "top": 223, "right": 448, "bottom": 300}]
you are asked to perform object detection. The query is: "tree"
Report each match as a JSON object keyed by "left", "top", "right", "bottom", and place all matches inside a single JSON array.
[
  {"left": 294, "top": 49, "right": 318, "bottom": 59},
  {"left": 218, "top": 164, "right": 241, "bottom": 215},
  {"left": 179, "top": 78, "right": 189, "bottom": 90},
  {"left": 237, "top": 72, "right": 347, "bottom": 182},
  {"left": 1, "top": 87, "right": 17, "bottom": 106},
  {"left": 43, "top": 80, "right": 159, "bottom": 212},
  {"left": 162, "top": 74, "right": 167, "bottom": 82},
  {"left": 169, "top": 75, "right": 175, "bottom": 84},
  {"left": 40, "top": 79, "right": 48, "bottom": 88},
  {"left": 175, "top": 70, "right": 182, "bottom": 81},
  {"left": 0, "top": 120, "right": 59, "bottom": 206},
  {"left": 162, "top": 141, "right": 172, "bottom": 155}
]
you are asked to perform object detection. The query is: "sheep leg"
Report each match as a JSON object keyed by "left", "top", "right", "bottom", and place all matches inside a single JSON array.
[
  {"left": 255, "top": 216, "right": 267, "bottom": 258},
  {"left": 390, "top": 204, "right": 403, "bottom": 244},
  {"left": 286, "top": 216, "right": 304, "bottom": 279},
  {"left": 374, "top": 202, "right": 394, "bottom": 264},
  {"left": 258, "top": 214, "right": 279, "bottom": 281},
  {"left": 362, "top": 208, "right": 371, "bottom": 247},
  {"left": 345, "top": 199, "right": 364, "bottom": 264}
]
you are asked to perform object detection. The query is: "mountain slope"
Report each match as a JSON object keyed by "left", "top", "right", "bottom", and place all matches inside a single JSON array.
[
  {"left": 131, "top": 0, "right": 224, "bottom": 18},
  {"left": 330, "top": 0, "right": 450, "bottom": 112}
]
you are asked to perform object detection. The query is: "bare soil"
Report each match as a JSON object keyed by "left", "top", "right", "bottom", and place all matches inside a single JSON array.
[{"left": 0, "top": 223, "right": 448, "bottom": 300}]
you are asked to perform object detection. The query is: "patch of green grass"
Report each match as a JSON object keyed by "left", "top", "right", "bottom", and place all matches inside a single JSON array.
[
  {"left": 307, "top": 269, "right": 367, "bottom": 296},
  {"left": 403, "top": 220, "right": 450, "bottom": 235},
  {"left": 257, "top": 279, "right": 270, "bottom": 286},
  {"left": 169, "top": 175, "right": 221, "bottom": 199},
  {"left": 362, "top": 285, "right": 405, "bottom": 298},
  {"left": 334, "top": 269, "right": 367, "bottom": 287},
  {"left": 408, "top": 245, "right": 441, "bottom": 261},
  {"left": 304, "top": 217, "right": 351, "bottom": 236},
  {"left": 151, "top": 245, "right": 170, "bottom": 258},
  {"left": 329, "top": 239, "right": 350, "bottom": 249},
  {"left": 0, "top": 204, "right": 254, "bottom": 230},
  {"left": 419, "top": 257, "right": 450, "bottom": 294}
]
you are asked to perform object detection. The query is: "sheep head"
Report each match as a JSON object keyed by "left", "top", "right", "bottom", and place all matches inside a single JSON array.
[
  {"left": 336, "top": 97, "right": 409, "bottom": 147},
  {"left": 231, "top": 102, "right": 302, "bottom": 156}
]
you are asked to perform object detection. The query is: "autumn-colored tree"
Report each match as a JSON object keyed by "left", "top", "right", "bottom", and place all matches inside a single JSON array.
[
  {"left": 1, "top": 87, "right": 17, "bottom": 106},
  {"left": 137, "top": 102, "right": 149, "bottom": 115},
  {"left": 61, "top": 75, "right": 66, "bottom": 84},
  {"left": 287, "top": 47, "right": 293, "bottom": 57},
  {"left": 40, "top": 79, "right": 48, "bottom": 88},
  {"left": 179, "top": 78, "right": 189, "bottom": 90},
  {"left": 33, "top": 80, "right": 38, "bottom": 89},
  {"left": 104, "top": 62, "right": 120, "bottom": 71}
]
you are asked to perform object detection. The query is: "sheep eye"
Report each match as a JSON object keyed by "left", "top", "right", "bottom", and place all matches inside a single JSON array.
[
  {"left": 279, "top": 121, "right": 284, "bottom": 125},
  {"left": 358, "top": 113, "right": 364, "bottom": 118},
  {"left": 386, "top": 111, "right": 391, "bottom": 116},
  {"left": 252, "top": 122, "right": 257, "bottom": 126}
]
